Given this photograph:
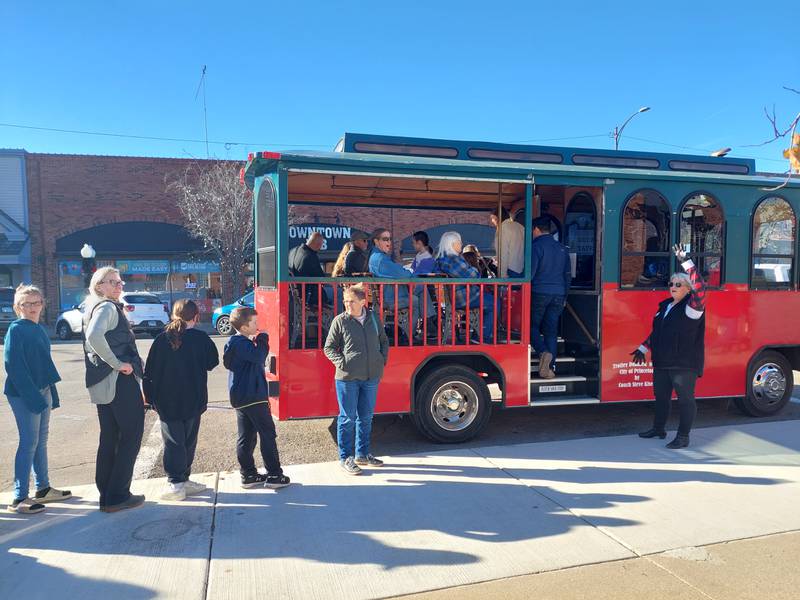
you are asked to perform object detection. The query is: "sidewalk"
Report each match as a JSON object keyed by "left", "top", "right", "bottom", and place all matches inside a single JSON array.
[{"left": 2, "top": 421, "right": 799, "bottom": 599}]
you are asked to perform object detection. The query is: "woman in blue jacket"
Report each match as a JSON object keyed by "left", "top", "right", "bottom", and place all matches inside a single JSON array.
[{"left": 4, "top": 285, "right": 71, "bottom": 514}]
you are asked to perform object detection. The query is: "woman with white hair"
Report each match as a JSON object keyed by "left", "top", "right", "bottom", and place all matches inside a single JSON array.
[
  {"left": 434, "top": 231, "right": 495, "bottom": 343},
  {"left": 84, "top": 266, "right": 145, "bottom": 512},
  {"left": 631, "top": 244, "right": 707, "bottom": 449},
  {"left": 4, "top": 285, "right": 71, "bottom": 514}
]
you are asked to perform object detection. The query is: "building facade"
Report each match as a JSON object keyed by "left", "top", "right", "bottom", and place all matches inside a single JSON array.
[{"left": 25, "top": 153, "right": 230, "bottom": 321}]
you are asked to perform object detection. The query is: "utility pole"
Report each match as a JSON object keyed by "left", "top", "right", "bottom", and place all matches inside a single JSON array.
[{"left": 195, "top": 65, "right": 209, "bottom": 158}]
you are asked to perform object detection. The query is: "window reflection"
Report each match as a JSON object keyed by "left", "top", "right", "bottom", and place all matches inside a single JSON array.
[
  {"left": 751, "top": 197, "right": 796, "bottom": 289},
  {"left": 680, "top": 194, "right": 724, "bottom": 287},
  {"left": 621, "top": 189, "right": 671, "bottom": 288}
]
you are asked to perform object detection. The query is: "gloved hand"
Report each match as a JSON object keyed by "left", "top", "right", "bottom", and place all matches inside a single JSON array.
[
  {"left": 630, "top": 349, "right": 646, "bottom": 365},
  {"left": 672, "top": 243, "right": 688, "bottom": 262}
]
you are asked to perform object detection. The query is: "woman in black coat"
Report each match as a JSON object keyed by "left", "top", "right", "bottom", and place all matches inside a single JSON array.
[
  {"left": 631, "top": 245, "right": 707, "bottom": 449},
  {"left": 144, "top": 299, "right": 219, "bottom": 500}
]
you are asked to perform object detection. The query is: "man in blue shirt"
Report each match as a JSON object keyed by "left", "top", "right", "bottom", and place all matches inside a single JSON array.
[
  {"left": 369, "top": 228, "right": 435, "bottom": 343},
  {"left": 530, "top": 216, "right": 572, "bottom": 378}
]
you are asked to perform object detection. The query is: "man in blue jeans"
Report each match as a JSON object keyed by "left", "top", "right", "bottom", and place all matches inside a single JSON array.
[{"left": 530, "top": 216, "right": 572, "bottom": 379}]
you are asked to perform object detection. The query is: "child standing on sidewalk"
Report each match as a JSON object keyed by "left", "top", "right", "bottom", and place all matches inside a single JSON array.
[{"left": 223, "top": 307, "right": 290, "bottom": 489}]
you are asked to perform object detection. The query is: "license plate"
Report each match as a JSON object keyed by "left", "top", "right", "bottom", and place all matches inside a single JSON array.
[
  {"left": 147, "top": 321, "right": 159, "bottom": 327},
  {"left": 539, "top": 385, "right": 567, "bottom": 393}
]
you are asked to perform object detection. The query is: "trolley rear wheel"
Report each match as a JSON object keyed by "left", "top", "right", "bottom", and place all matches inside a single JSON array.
[
  {"left": 413, "top": 365, "right": 492, "bottom": 443},
  {"left": 735, "top": 351, "right": 793, "bottom": 417}
]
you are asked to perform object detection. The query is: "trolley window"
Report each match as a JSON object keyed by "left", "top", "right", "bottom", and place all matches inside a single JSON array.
[
  {"left": 620, "top": 189, "right": 671, "bottom": 289},
  {"left": 751, "top": 196, "right": 796, "bottom": 290},
  {"left": 679, "top": 193, "right": 725, "bottom": 288},
  {"left": 256, "top": 178, "right": 277, "bottom": 288}
]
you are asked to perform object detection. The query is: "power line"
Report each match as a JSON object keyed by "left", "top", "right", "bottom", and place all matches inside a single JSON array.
[
  {"left": 0, "top": 121, "right": 331, "bottom": 148},
  {"left": 624, "top": 135, "right": 790, "bottom": 164}
]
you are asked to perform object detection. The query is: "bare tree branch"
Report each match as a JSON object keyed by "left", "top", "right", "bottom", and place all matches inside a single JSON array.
[{"left": 166, "top": 161, "right": 253, "bottom": 302}]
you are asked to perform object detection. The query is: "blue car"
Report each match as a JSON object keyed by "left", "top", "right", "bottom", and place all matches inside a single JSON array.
[{"left": 212, "top": 291, "right": 254, "bottom": 335}]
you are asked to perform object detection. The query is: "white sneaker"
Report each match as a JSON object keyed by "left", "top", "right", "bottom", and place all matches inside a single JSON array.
[
  {"left": 160, "top": 482, "right": 186, "bottom": 501},
  {"left": 183, "top": 480, "right": 207, "bottom": 496}
]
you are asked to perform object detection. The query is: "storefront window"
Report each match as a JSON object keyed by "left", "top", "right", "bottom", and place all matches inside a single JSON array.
[
  {"left": 58, "top": 261, "right": 85, "bottom": 310},
  {"left": 169, "top": 260, "right": 222, "bottom": 321},
  {"left": 116, "top": 260, "right": 170, "bottom": 300}
]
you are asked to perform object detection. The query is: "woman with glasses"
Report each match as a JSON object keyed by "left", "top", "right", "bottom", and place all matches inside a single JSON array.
[
  {"left": 630, "top": 244, "right": 707, "bottom": 449},
  {"left": 83, "top": 267, "right": 146, "bottom": 512},
  {"left": 4, "top": 285, "right": 71, "bottom": 514}
]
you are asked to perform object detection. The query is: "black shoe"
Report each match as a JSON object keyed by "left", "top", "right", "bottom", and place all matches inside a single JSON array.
[
  {"left": 241, "top": 473, "right": 268, "bottom": 489},
  {"left": 102, "top": 494, "right": 145, "bottom": 513},
  {"left": 265, "top": 474, "right": 291, "bottom": 489},
  {"left": 666, "top": 435, "right": 690, "bottom": 449},
  {"left": 638, "top": 428, "right": 667, "bottom": 439}
]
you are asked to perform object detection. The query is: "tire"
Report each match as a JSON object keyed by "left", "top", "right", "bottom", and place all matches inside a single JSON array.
[
  {"left": 413, "top": 365, "right": 492, "bottom": 443},
  {"left": 56, "top": 321, "right": 72, "bottom": 341},
  {"left": 736, "top": 350, "right": 793, "bottom": 417},
  {"left": 216, "top": 315, "right": 233, "bottom": 336}
]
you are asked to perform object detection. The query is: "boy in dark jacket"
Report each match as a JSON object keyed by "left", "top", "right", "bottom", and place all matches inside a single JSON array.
[{"left": 223, "top": 307, "right": 290, "bottom": 489}]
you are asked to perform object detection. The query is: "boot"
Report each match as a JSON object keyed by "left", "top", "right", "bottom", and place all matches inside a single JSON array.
[
  {"left": 638, "top": 428, "right": 667, "bottom": 439},
  {"left": 539, "top": 352, "right": 555, "bottom": 378},
  {"left": 666, "top": 434, "right": 690, "bottom": 449}
]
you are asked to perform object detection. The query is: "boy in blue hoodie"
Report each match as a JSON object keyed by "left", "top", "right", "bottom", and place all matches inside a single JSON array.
[{"left": 223, "top": 307, "right": 290, "bottom": 489}]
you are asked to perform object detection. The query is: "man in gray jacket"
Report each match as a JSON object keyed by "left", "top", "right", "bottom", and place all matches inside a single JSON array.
[{"left": 324, "top": 284, "right": 389, "bottom": 475}]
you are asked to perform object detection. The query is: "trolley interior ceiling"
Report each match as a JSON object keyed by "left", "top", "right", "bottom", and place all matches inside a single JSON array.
[{"left": 287, "top": 171, "right": 527, "bottom": 211}]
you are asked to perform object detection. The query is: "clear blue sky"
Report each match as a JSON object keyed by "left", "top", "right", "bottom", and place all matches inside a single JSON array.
[{"left": 2, "top": 1, "right": 797, "bottom": 171}]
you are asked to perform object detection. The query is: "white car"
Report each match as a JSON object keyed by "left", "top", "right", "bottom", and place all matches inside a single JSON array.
[{"left": 55, "top": 292, "right": 170, "bottom": 340}]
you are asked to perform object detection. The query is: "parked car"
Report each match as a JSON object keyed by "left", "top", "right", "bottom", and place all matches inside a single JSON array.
[
  {"left": 55, "top": 292, "right": 170, "bottom": 340},
  {"left": 212, "top": 291, "right": 254, "bottom": 335},
  {"left": 0, "top": 287, "right": 16, "bottom": 337}
]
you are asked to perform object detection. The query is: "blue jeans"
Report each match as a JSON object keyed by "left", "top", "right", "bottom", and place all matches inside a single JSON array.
[
  {"left": 531, "top": 293, "right": 565, "bottom": 370},
  {"left": 7, "top": 389, "right": 52, "bottom": 501},
  {"left": 335, "top": 378, "right": 380, "bottom": 460}
]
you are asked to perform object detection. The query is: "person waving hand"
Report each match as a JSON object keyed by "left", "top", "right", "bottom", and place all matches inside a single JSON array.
[{"left": 631, "top": 244, "right": 707, "bottom": 449}]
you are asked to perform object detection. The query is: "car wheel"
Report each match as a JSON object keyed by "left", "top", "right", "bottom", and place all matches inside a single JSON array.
[
  {"left": 413, "top": 365, "right": 492, "bottom": 443},
  {"left": 56, "top": 321, "right": 72, "bottom": 341},
  {"left": 735, "top": 350, "right": 793, "bottom": 417},
  {"left": 216, "top": 315, "right": 233, "bottom": 336}
]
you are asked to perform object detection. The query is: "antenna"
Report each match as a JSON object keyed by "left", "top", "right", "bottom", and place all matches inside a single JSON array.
[{"left": 194, "top": 65, "right": 209, "bottom": 158}]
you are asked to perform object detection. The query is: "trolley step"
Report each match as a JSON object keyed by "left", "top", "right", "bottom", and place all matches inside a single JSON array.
[
  {"left": 530, "top": 395, "right": 600, "bottom": 407},
  {"left": 530, "top": 375, "right": 597, "bottom": 398}
]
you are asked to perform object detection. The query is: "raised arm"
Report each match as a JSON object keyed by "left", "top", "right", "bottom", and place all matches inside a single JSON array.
[{"left": 676, "top": 244, "right": 707, "bottom": 319}]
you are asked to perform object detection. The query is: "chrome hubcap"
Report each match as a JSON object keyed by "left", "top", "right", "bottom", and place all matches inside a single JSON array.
[
  {"left": 430, "top": 381, "right": 479, "bottom": 432},
  {"left": 751, "top": 363, "right": 786, "bottom": 406}
]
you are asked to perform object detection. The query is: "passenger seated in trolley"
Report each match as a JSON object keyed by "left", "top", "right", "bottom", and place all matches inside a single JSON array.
[
  {"left": 434, "top": 231, "right": 495, "bottom": 344},
  {"left": 369, "top": 227, "right": 435, "bottom": 343},
  {"left": 462, "top": 244, "right": 497, "bottom": 278}
]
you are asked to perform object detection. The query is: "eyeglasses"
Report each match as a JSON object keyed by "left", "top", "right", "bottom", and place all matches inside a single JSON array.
[
  {"left": 20, "top": 300, "right": 43, "bottom": 308},
  {"left": 668, "top": 282, "right": 683, "bottom": 288},
  {"left": 379, "top": 237, "right": 392, "bottom": 242},
  {"left": 102, "top": 279, "right": 125, "bottom": 288}
]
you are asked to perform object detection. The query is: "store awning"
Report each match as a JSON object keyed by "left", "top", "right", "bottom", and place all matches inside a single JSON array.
[{"left": 55, "top": 221, "right": 208, "bottom": 257}]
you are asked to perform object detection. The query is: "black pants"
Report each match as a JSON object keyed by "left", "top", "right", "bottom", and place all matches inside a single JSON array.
[
  {"left": 161, "top": 415, "right": 201, "bottom": 484},
  {"left": 653, "top": 368, "right": 698, "bottom": 436},
  {"left": 236, "top": 402, "right": 283, "bottom": 477},
  {"left": 96, "top": 374, "right": 145, "bottom": 506}
]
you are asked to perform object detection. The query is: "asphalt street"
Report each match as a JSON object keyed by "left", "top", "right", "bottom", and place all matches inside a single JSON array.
[{"left": 2, "top": 335, "right": 800, "bottom": 493}]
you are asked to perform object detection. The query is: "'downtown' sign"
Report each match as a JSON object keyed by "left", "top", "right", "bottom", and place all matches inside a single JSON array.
[{"left": 288, "top": 224, "right": 367, "bottom": 254}]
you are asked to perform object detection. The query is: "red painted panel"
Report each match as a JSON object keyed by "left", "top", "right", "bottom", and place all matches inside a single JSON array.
[
  {"left": 601, "top": 283, "right": 800, "bottom": 402},
  {"left": 260, "top": 282, "right": 532, "bottom": 419}
]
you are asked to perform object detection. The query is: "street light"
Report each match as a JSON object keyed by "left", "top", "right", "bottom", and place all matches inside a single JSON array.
[
  {"left": 613, "top": 106, "right": 651, "bottom": 151},
  {"left": 80, "top": 243, "right": 96, "bottom": 288}
]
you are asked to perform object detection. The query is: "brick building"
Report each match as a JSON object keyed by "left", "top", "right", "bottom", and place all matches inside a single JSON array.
[{"left": 24, "top": 153, "right": 233, "bottom": 321}]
